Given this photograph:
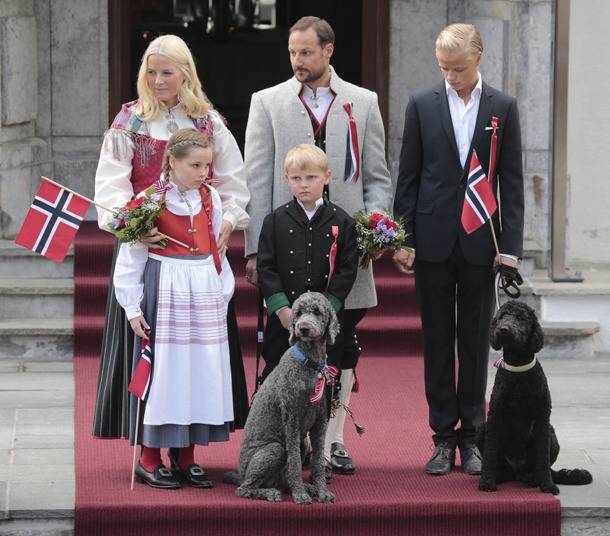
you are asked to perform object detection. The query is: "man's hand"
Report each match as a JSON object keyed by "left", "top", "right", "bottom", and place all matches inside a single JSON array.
[
  {"left": 369, "top": 247, "right": 390, "bottom": 261},
  {"left": 245, "top": 255, "right": 258, "bottom": 286},
  {"left": 129, "top": 315, "right": 150, "bottom": 338},
  {"left": 140, "top": 227, "right": 166, "bottom": 249},
  {"left": 393, "top": 249, "right": 415, "bottom": 274},
  {"left": 217, "top": 220, "right": 233, "bottom": 261},
  {"left": 495, "top": 255, "right": 518, "bottom": 268},
  {"left": 277, "top": 307, "right": 292, "bottom": 331}
]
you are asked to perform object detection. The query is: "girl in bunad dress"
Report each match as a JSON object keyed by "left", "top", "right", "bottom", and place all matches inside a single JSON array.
[
  {"left": 113, "top": 128, "right": 234, "bottom": 489},
  {"left": 93, "top": 34, "right": 250, "bottom": 440}
]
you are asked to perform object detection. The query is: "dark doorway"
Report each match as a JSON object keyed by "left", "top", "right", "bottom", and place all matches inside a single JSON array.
[{"left": 108, "top": 1, "right": 388, "bottom": 151}]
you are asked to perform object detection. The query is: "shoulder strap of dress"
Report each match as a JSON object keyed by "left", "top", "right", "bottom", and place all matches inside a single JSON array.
[{"left": 110, "top": 100, "right": 143, "bottom": 133}]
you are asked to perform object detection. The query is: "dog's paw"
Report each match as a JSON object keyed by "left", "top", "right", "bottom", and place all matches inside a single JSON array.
[
  {"left": 317, "top": 489, "right": 335, "bottom": 503},
  {"left": 266, "top": 489, "right": 283, "bottom": 502},
  {"left": 540, "top": 482, "right": 560, "bottom": 495},
  {"left": 293, "top": 491, "right": 313, "bottom": 505},
  {"left": 478, "top": 478, "right": 497, "bottom": 492}
]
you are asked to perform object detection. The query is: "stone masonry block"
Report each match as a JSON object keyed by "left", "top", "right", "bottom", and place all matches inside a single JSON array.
[
  {"left": 0, "top": 168, "right": 32, "bottom": 239},
  {"left": 1, "top": 16, "right": 38, "bottom": 125}
]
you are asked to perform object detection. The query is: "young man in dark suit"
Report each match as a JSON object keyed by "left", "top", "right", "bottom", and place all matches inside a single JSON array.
[{"left": 393, "top": 24, "right": 524, "bottom": 476}]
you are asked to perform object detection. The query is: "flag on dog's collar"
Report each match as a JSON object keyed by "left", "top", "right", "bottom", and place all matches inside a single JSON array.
[
  {"left": 494, "top": 356, "right": 537, "bottom": 372},
  {"left": 291, "top": 345, "right": 338, "bottom": 403}
]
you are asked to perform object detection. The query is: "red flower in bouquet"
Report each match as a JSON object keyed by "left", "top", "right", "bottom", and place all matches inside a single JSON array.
[
  {"left": 369, "top": 212, "right": 385, "bottom": 229},
  {"left": 127, "top": 197, "right": 146, "bottom": 209}
]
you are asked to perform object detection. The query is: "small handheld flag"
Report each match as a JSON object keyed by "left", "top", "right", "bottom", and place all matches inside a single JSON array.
[
  {"left": 128, "top": 337, "right": 153, "bottom": 401},
  {"left": 15, "top": 178, "right": 90, "bottom": 262},
  {"left": 461, "top": 150, "right": 498, "bottom": 234}
]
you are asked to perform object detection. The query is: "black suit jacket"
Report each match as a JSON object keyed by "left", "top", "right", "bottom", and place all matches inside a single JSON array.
[{"left": 393, "top": 81, "right": 524, "bottom": 265}]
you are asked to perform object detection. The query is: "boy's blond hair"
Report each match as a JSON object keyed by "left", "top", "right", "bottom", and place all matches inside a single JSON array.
[
  {"left": 435, "top": 23, "right": 483, "bottom": 57},
  {"left": 284, "top": 144, "right": 329, "bottom": 174}
]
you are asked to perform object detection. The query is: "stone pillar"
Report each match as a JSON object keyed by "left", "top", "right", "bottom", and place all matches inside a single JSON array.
[
  {"left": 0, "top": 0, "right": 45, "bottom": 239},
  {"left": 0, "top": 0, "right": 108, "bottom": 241},
  {"left": 389, "top": 0, "right": 554, "bottom": 266}
]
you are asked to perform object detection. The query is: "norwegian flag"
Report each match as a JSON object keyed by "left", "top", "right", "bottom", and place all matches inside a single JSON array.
[
  {"left": 343, "top": 102, "right": 360, "bottom": 182},
  {"left": 15, "top": 179, "right": 90, "bottom": 263},
  {"left": 461, "top": 150, "right": 498, "bottom": 234},
  {"left": 128, "top": 337, "right": 153, "bottom": 401}
]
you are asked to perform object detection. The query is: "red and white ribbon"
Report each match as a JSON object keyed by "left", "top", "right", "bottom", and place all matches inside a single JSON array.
[
  {"left": 488, "top": 116, "right": 499, "bottom": 182},
  {"left": 310, "top": 365, "right": 339, "bottom": 404},
  {"left": 325, "top": 225, "right": 339, "bottom": 293},
  {"left": 343, "top": 102, "right": 360, "bottom": 182}
]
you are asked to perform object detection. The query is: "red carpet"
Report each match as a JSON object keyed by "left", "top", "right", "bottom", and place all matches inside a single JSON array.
[{"left": 73, "top": 222, "right": 560, "bottom": 535}]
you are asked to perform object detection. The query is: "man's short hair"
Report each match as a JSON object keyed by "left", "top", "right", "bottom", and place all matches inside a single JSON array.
[
  {"left": 285, "top": 144, "right": 329, "bottom": 173},
  {"left": 435, "top": 23, "right": 483, "bottom": 56},
  {"left": 289, "top": 16, "right": 335, "bottom": 47}
]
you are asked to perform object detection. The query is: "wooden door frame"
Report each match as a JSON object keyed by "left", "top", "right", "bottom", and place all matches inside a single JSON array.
[{"left": 108, "top": 0, "right": 390, "bottom": 131}]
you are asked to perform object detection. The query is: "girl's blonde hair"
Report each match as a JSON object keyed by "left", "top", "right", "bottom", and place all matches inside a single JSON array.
[
  {"left": 136, "top": 34, "right": 211, "bottom": 121},
  {"left": 284, "top": 144, "right": 329, "bottom": 173},
  {"left": 435, "top": 23, "right": 483, "bottom": 56},
  {"left": 162, "top": 128, "right": 212, "bottom": 181}
]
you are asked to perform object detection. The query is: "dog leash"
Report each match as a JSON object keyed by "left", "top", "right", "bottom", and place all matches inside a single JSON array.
[{"left": 252, "top": 290, "right": 265, "bottom": 399}]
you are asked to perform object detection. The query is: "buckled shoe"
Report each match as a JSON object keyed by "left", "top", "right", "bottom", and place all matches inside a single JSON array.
[
  {"left": 135, "top": 463, "right": 181, "bottom": 489},
  {"left": 330, "top": 442, "right": 355, "bottom": 474}
]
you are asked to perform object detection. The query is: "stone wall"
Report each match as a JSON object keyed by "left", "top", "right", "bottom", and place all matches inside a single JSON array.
[
  {"left": 388, "top": 0, "right": 554, "bottom": 264},
  {"left": 0, "top": 0, "right": 108, "bottom": 240},
  {"left": 567, "top": 0, "right": 610, "bottom": 267}
]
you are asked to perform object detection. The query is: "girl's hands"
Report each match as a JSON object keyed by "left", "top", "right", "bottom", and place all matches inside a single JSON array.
[
  {"left": 277, "top": 307, "right": 292, "bottom": 331},
  {"left": 140, "top": 227, "right": 166, "bottom": 249},
  {"left": 129, "top": 315, "right": 150, "bottom": 338}
]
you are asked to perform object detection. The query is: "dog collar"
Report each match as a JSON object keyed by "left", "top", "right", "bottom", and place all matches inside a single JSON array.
[
  {"left": 291, "top": 344, "right": 325, "bottom": 372},
  {"left": 494, "top": 356, "right": 537, "bottom": 372}
]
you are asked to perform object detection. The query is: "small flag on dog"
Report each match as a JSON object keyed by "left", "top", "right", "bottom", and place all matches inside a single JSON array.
[
  {"left": 15, "top": 178, "right": 90, "bottom": 262},
  {"left": 128, "top": 337, "right": 153, "bottom": 401},
  {"left": 461, "top": 150, "right": 498, "bottom": 234}
]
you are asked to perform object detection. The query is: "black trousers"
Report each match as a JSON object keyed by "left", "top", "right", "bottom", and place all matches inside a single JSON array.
[
  {"left": 415, "top": 241, "right": 494, "bottom": 449},
  {"left": 261, "top": 307, "right": 367, "bottom": 381}
]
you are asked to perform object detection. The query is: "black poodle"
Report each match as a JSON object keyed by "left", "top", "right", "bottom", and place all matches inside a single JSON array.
[{"left": 478, "top": 300, "right": 592, "bottom": 494}]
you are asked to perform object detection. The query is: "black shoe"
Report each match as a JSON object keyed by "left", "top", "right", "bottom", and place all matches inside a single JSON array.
[
  {"left": 425, "top": 445, "right": 455, "bottom": 475},
  {"left": 168, "top": 449, "right": 213, "bottom": 488},
  {"left": 330, "top": 442, "right": 355, "bottom": 474},
  {"left": 135, "top": 463, "right": 181, "bottom": 489},
  {"left": 460, "top": 445, "right": 482, "bottom": 475}
]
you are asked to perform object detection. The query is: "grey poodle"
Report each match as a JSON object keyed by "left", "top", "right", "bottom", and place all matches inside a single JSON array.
[
  {"left": 224, "top": 292, "right": 339, "bottom": 504},
  {"left": 478, "top": 300, "right": 593, "bottom": 494}
]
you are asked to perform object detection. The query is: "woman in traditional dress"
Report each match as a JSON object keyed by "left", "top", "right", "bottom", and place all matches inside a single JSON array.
[{"left": 93, "top": 34, "right": 250, "bottom": 442}]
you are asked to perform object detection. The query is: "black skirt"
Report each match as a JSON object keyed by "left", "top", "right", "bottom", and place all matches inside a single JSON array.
[{"left": 92, "top": 243, "right": 250, "bottom": 438}]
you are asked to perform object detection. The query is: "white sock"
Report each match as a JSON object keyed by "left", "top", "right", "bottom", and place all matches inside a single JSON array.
[{"left": 324, "top": 368, "right": 355, "bottom": 460}]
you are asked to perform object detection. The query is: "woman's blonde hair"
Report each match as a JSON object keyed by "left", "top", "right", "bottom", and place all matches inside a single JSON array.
[
  {"left": 284, "top": 144, "right": 329, "bottom": 173},
  {"left": 162, "top": 128, "right": 212, "bottom": 181},
  {"left": 435, "top": 23, "right": 483, "bottom": 56},
  {"left": 136, "top": 34, "right": 211, "bottom": 121}
]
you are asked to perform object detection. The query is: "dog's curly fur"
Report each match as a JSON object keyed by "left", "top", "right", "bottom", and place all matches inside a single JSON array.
[
  {"left": 478, "top": 301, "right": 593, "bottom": 494},
  {"left": 224, "top": 292, "right": 339, "bottom": 504}
]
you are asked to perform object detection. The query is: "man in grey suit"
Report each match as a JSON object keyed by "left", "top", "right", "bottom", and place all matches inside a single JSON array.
[{"left": 244, "top": 16, "right": 393, "bottom": 477}]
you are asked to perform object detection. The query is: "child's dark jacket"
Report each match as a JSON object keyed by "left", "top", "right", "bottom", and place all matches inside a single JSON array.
[{"left": 257, "top": 198, "right": 358, "bottom": 314}]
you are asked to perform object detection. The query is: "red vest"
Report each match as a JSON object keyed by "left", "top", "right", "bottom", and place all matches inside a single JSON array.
[{"left": 155, "top": 188, "right": 214, "bottom": 258}]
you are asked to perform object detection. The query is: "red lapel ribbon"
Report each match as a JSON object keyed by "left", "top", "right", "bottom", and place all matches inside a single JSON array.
[
  {"left": 343, "top": 102, "right": 360, "bottom": 182},
  {"left": 325, "top": 225, "right": 339, "bottom": 293}
]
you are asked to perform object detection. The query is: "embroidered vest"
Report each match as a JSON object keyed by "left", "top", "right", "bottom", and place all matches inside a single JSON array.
[{"left": 155, "top": 188, "right": 212, "bottom": 257}]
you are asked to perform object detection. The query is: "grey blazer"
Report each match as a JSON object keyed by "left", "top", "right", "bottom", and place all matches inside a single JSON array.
[{"left": 244, "top": 69, "right": 393, "bottom": 309}]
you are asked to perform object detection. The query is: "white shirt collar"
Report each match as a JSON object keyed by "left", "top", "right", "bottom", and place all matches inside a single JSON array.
[
  {"left": 302, "top": 84, "right": 333, "bottom": 98},
  {"left": 445, "top": 72, "right": 482, "bottom": 97},
  {"left": 297, "top": 197, "right": 324, "bottom": 219}
]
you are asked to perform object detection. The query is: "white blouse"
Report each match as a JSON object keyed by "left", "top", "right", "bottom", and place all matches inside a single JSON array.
[
  {"left": 113, "top": 183, "right": 225, "bottom": 320},
  {"left": 94, "top": 106, "right": 249, "bottom": 232}
]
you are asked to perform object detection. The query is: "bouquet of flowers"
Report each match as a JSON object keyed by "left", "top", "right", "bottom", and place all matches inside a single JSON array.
[
  {"left": 108, "top": 180, "right": 170, "bottom": 246},
  {"left": 354, "top": 211, "right": 411, "bottom": 268}
]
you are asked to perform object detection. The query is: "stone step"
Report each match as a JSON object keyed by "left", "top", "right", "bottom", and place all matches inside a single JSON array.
[
  {"left": 540, "top": 320, "right": 601, "bottom": 359},
  {"left": 0, "top": 240, "right": 73, "bottom": 279},
  {"left": 0, "top": 278, "right": 73, "bottom": 319},
  {"left": 0, "top": 319, "right": 72, "bottom": 361}
]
